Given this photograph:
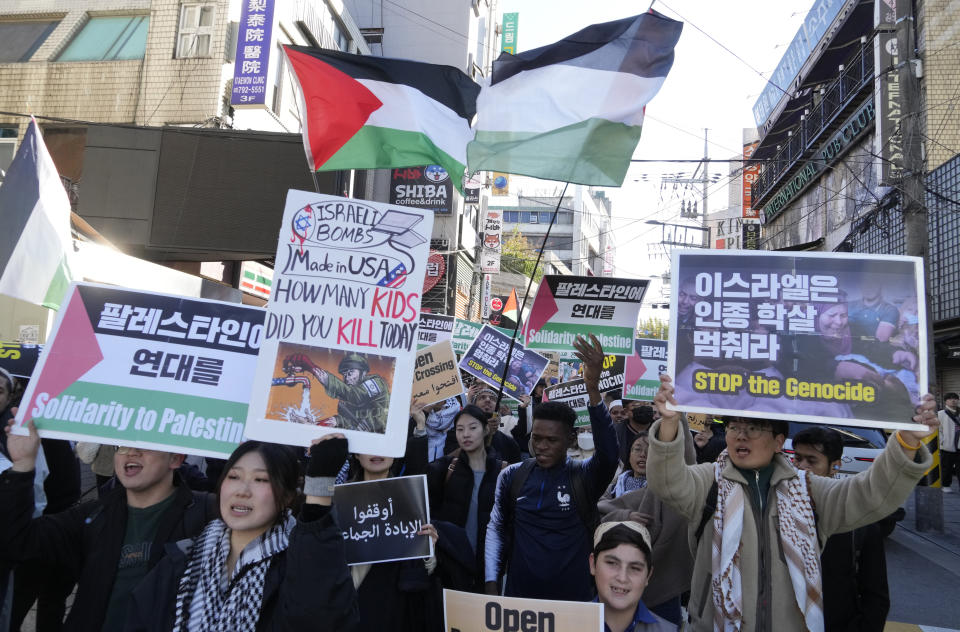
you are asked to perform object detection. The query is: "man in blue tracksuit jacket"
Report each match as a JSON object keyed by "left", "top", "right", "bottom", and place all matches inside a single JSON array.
[{"left": 484, "top": 334, "right": 618, "bottom": 600}]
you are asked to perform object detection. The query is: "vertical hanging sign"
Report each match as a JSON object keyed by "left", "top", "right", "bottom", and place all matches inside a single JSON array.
[
  {"left": 231, "top": 0, "right": 275, "bottom": 107},
  {"left": 480, "top": 208, "right": 502, "bottom": 273}
]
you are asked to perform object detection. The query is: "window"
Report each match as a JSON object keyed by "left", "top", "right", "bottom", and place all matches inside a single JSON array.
[
  {"left": 177, "top": 3, "right": 215, "bottom": 58},
  {"left": 503, "top": 211, "right": 519, "bottom": 223},
  {"left": 271, "top": 42, "right": 285, "bottom": 114},
  {"left": 57, "top": 15, "right": 149, "bottom": 61},
  {"left": 0, "top": 20, "right": 60, "bottom": 62},
  {"left": 0, "top": 126, "right": 17, "bottom": 178},
  {"left": 332, "top": 20, "right": 349, "bottom": 51}
]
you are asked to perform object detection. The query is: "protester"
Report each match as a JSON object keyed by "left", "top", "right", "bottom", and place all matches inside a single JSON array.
[
  {"left": 938, "top": 391, "right": 960, "bottom": 492},
  {"left": 615, "top": 405, "right": 654, "bottom": 470},
  {"left": 691, "top": 420, "right": 726, "bottom": 463},
  {"left": 0, "top": 416, "right": 218, "bottom": 631},
  {"left": 447, "top": 384, "right": 522, "bottom": 463},
  {"left": 605, "top": 433, "right": 650, "bottom": 498},
  {"left": 485, "top": 334, "right": 618, "bottom": 601},
  {"left": 343, "top": 439, "right": 442, "bottom": 631},
  {"left": 608, "top": 400, "right": 627, "bottom": 424},
  {"left": 647, "top": 373, "right": 936, "bottom": 631},
  {"left": 589, "top": 521, "right": 674, "bottom": 632},
  {"left": 792, "top": 426, "right": 890, "bottom": 631},
  {"left": 125, "top": 438, "right": 359, "bottom": 631},
  {"left": 427, "top": 405, "right": 502, "bottom": 592}
]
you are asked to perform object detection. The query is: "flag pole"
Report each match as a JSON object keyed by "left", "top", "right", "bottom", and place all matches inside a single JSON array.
[{"left": 493, "top": 181, "right": 571, "bottom": 415}]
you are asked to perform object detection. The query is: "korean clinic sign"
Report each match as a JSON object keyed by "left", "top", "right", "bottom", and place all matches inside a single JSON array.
[{"left": 231, "top": 0, "right": 275, "bottom": 107}]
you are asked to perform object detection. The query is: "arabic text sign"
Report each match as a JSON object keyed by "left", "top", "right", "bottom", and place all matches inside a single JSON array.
[
  {"left": 334, "top": 475, "right": 433, "bottom": 565},
  {"left": 459, "top": 325, "right": 548, "bottom": 398},
  {"left": 443, "top": 589, "right": 602, "bottom": 632},
  {"left": 246, "top": 191, "right": 434, "bottom": 457},
  {"left": 14, "top": 283, "right": 262, "bottom": 458},
  {"left": 418, "top": 313, "right": 455, "bottom": 350},
  {"left": 623, "top": 338, "right": 668, "bottom": 401},
  {"left": 413, "top": 341, "right": 464, "bottom": 406},
  {"left": 668, "top": 250, "right": 927, "bottom": 431},
  {"left": 523, "top": 276, "right": 647, "bottom": 355}
]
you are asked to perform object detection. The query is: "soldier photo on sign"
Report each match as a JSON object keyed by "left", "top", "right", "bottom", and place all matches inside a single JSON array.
[{"left": 267, "top": 342, "right": 394, "bottom": 434}]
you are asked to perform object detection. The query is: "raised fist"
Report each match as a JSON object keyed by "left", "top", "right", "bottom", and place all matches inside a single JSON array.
[{"left": 284, "top": 353, "right": 318, "bottom": 374}]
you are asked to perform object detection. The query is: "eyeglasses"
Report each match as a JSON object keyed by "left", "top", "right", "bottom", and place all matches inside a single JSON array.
[{"left": 725, "top": 423, "right": 773, "bottom": 439}]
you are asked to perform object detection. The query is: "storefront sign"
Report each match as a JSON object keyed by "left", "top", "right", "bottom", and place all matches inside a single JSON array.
[
  {"left": 231, "top": 0, "right": 275, "bottom": 107},
  {"left": 389, "top": 166, "right": 453, "bottom": 214},
  {"left": 742, "top": 141, "right": 760, "bottom": 219}
]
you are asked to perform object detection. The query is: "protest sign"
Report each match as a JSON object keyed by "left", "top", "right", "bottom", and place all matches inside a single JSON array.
[
  {"left": 413, "top": 341, "right": 464, "bottom": 405},
  {"left": 451, "top": 318, "right": 517, "bottom": 356},
  {"left": 0, "top": 342, "right": 42, "bottom": 379},
  {"left": 334, "top": 474, "right": 433, "bottom": 565},
  {"left": 443, "top": 589, "right": 603, "bottom": 632},
  {"left": 246, "top": 191, "right": 434, "bottom": 456},
  {"left": 418, "top": 313, "right": 455, "bottom": 350},
  {"left": 544, "top": 355, "right": 624, "bottom": 427},
  {"left": 523, "top": 276, "right": 647, "bottom": 355},
  {"left": 623, "top": 338, "right": 669, "bottom": 401},
  {"left": 669, "top": 250, "right": 927, "bottom": 431},
  {"left": 459, "top": 325, "right": 548, "bottom": 399},
  {"left": 13, "top": 283, "right": 262, "bottom": 457},
  {"left": 687, "top": 412, "right": 709, "bottom": 432}
]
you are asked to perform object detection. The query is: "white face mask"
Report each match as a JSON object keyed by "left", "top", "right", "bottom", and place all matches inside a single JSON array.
[{"left": 577, "top": 432, "right": 594, "bottom": 452}]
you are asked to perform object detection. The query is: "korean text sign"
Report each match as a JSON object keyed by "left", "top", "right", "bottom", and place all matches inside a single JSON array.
[
  {"left": 231, "top": 0, "right": 275, "bottom": 106},
  {"left": 417, "top": 313, "right": 455, "bottom": 350},
  {"left": 334, "top": 475, "right": 433, "bottom": 565},
  {"left": 14, "top": 283, "right": 262, "bottom": 457},
  {"left": 623, "top": 338, "right": 668, "bottom": 401},
  {"left": 545, "top": 355, "right": 624, "bottom": 427},
  {"left": 412, "top": 341, "right": 464, "bottom": 406},
  {"left": 668, "top": 250, "right": 927, "bottom": 431},
  {"left": 451, "top": 319, "right": 517, "bottom": 356},
  {"left": 459, "top": 325, "right": 548, "bottom": 399},
  {"left": 443, "top": 589, "right": 602, "bottom": 632},
  {"left": 523, "top": 276, "right": 647, "bottom": 355},
  {"left": 246, "top": 191, "right": 434, "bottom": 456}
]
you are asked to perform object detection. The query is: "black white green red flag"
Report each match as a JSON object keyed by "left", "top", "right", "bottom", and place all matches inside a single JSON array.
[
  {"left": 467, "top": 12, "right": 682, "bottom": 187},
  {"left": 283, "top": 46, "right": 480, "bottom": 189}
]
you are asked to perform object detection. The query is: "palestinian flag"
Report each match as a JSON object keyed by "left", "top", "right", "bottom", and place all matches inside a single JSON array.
[
  {"left": 501, "top": 288, "right": 519, "bottom": 323},
  {"left": 0, "top": 118, "right": 74, "bottom": 310},
  {"left": 284, "top": 46, "right": 480, "bottom": 189},
  {"left": 467, "top": 12, "right": 682, "bottom": 186}
]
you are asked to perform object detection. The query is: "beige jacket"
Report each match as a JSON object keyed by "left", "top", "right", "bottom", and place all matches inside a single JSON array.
[{"left": 646, "top": 420, "right": 931, "bottom": 632}]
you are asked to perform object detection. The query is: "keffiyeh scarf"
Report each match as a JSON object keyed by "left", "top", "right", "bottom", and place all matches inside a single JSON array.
[
  {"left": 613, "top": 469, "right": 647, "bottom": 498},
  {"left": 710, "top": 451, "right": 823, "bottom": 632},
  {"left": 172, "top": 514, "right": 295, "bottom": 632}
]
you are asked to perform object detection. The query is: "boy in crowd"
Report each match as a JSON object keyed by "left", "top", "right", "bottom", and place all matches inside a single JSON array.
[
  {"left": 647, "top": 374, "right": 935, "bottom": 631},
  {"left": 0, "top": 418, "right": 216, "bottom": 631}
]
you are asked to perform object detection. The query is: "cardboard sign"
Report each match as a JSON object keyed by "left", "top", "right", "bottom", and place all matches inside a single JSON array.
[
  {"left": 412, "top": 340, "right": 464, "bottom": 406},
  {"left": 418, "top": 313, "right": 455, "bottom": 350},
  {"left": 623, "top": 338, "right": 669, "bottom": 401},
  {"left": 544, "top": 355, "right": 623, "bottom": 427},
  {"left": 523, "top": 276, "right": 647, "bottom": 354},
  {"left": 246, "top": 191, "right": 434, "bottom": 456},
  {"left": 669, "top": 250, "right": 927, "bottom": 431},
  {"left": 459, "top": 325, "right": 548, "bottom": 399},
  {"left": 443, "top": 590, "right": 603, "bottom": 632},
  {"left": 14, "top": 283, "right": 262, "bottom": 457},
  {"left": 334, "top": 475, "right": 433, "bottom": 565}
]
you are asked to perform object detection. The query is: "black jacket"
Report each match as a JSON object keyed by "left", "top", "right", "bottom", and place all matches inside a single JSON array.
[
  {"left": 426, "top": 452, "right": 501, "bottom": 590},
  {"left": 124, "top": 505, "right": 359, "bottom": 632},
  {"left": 821, "top": 523, "right": 889, "bottom": 632},
  {"left": 0, "top": 469, "right": 217, "bottom": 632},
  {"left": 356, "top": 559, "right": 442, "bottom": 632}
]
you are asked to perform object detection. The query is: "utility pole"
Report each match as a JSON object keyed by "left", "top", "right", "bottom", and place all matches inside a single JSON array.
[
  {"left": 701, "top": 129, "right": 710, "bottom": 247},
  {"left": 896, "top": 0, "right": 942, "bottom": 532}
]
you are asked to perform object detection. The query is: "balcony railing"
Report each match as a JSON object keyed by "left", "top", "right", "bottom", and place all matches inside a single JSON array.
[{"left": 752, "top": 40, "right": 875, "bottom": 205}]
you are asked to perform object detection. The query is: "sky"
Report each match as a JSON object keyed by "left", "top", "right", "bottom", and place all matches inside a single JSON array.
[{"left": 497, "top": 0, "right": 816, "bottom": 288}]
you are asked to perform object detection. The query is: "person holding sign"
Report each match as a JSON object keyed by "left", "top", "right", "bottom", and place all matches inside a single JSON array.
[
  {"left": 0, "top": 418, "right": 219, "bottom": 632},
  {"left": 125, "top": 438, "right": 358, "bottom": 631},
  {"left": 647, "top": 374, "right": 937, "bottom": 632},
  {"left": 589, "top": 521, "right": 675, "bottom": 632},
  {"left": 484, "top": 334, "right": 618, "bottom": 601}
]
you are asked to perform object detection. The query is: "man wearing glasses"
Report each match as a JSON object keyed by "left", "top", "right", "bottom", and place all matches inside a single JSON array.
[
  {"left": 0, "top": 419, "right": 217, "bottom": 632},
  {"left": 646, "top": 374, "right": 936, "bottom": 632}
]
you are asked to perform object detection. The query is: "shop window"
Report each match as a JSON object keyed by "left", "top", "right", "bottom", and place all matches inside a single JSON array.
[
  {"left": 177, "top": 3, "right": 215, "bottom": 58},
  {"left": 0, "top": 20, "right": 60, "bottom": 62},
  {"left": 57, "top": 15, "right": 149, "bottom": 61}
]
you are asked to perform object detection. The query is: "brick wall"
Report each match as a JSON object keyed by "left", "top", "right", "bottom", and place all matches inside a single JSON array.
[{"left": 920, "top": 0, "right": 960, "bottom": 169}]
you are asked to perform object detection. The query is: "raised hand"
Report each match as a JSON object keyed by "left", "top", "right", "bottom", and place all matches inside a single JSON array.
[
  {"left": 899, "top": 393, "right": 938, "bottom": 447},
  {"left": 573, "top": 334, "right": 605, "bottom": 403},
  {"left": 4, "top": 414, "right": 40, "bottom": 473}
]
